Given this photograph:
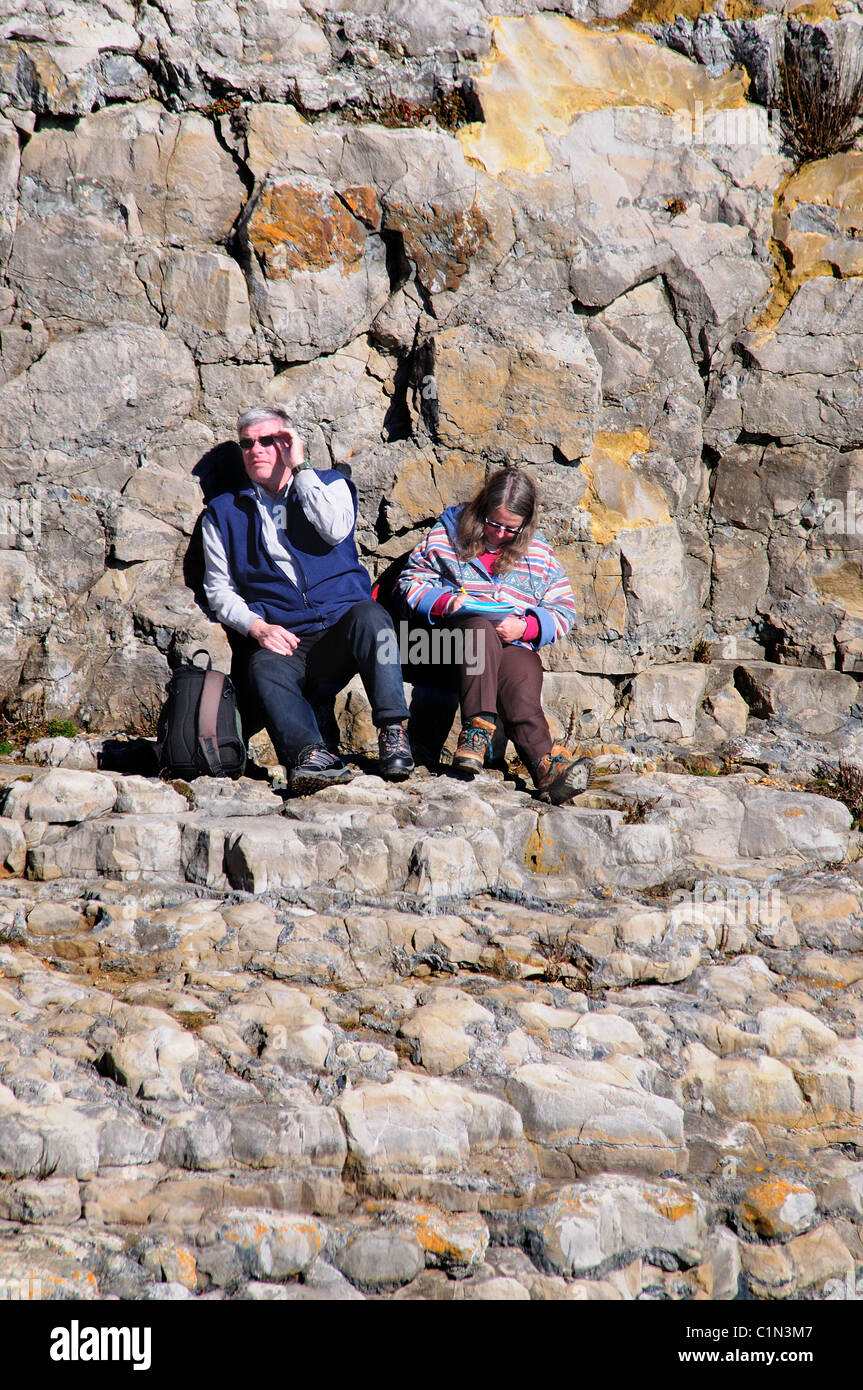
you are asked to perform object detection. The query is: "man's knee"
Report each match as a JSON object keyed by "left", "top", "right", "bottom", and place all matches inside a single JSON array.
[
  {"left": 247, "top": 647, "right": 302, "bottom": 696},
  {"left": 349, "top": 598, "right": 393, "bottom": 635}
]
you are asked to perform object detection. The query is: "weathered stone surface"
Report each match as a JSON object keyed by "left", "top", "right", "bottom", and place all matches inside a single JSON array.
[
  {"left": 0, "top": 815, "right": 25, "bottom": 874},
  {"left": 741, "top": 1223, "right": 854, "bottom": 1300},
  {"left": 0, "top": 325, "right": 198, "bottom": 491},
  {"left": 625, "top": 664, "right": 708, "bottom": 742},
  {"left": 400, "top": 990, "right": 494, "bottom": 1076},
  {"left": 102, "top": 1019, "right": 199, "bottom": 1101},
  {"left": 506, "top": 1060, "right": 687, "bottom": 1176},
  {"left": 216, "top": 1211, "right": 324, "bottom": 1281},
  {"left": 337, "top": 1073, "right": 523, "bottom": 1175},
  {"left": 773, "top": 153, "right": 863, "bottom": 289},
  {"left": 527, "top": 1176, "right": 709, "bottom": 1277},
  {"left": 241, "top": 173, "right": 390, "bottom": 361},
  {"left": 738, "top": 1177, "right": 818, "bottom": 1239},
  {"left": 459, "top": 15, "right": 746, "bottom": 178},
  {"left": 593, "top": 772, "right": 851, "bottom": 867},
  {"left": 2, "top": 770, "right": 117, "bottom": 823},
  {"left": 335, "top": 1229, "right": 425, "bottom": 1291},
  {"left": 682, "top": 1043, "right": 806, "bottom": 1129},
  {"left": 738, "top": 279, "right": 863, "bottom": 448},
  {"left": 530, "top": 807, "right": 680, "bottom": 892},
  {"left": 426, "top": 297, "right": 601, "bottom": 465},
  {"left": 734, "top": 661, "right": 858, "bottom": 736},
  {"left": 27, "top": 817, "right": 183, "bottom": 882}
]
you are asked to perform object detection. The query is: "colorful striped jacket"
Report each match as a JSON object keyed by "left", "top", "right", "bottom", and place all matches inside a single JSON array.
[{"left": 396, "top": 505, "right": 576, "bottom": 649}]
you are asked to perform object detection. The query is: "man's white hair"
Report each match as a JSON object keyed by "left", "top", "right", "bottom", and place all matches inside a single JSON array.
[{"left": 237, "top": 404, "right": 294, "bottom": 435}]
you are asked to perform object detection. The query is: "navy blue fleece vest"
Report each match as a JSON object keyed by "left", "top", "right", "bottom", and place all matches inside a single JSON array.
[{"left": 207, "top": 471, "right": 372, "bottom": 636}]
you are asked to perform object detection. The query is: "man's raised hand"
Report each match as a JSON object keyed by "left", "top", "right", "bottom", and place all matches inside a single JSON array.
[
  {"left": 275, "top": 427, "right": 305, "bottom": 472},
  {"left": 249, "top": 618, "right": 300, "bottom": 655}
]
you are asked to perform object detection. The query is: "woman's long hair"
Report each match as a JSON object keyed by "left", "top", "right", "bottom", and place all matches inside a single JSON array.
[{"left": 455, "top": 468, "right": 538, "bottom": 574}]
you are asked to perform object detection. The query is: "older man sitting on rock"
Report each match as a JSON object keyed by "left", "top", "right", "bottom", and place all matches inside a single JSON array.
[{"left": 202, "top": 404, "right": 413, "bottom": 793}]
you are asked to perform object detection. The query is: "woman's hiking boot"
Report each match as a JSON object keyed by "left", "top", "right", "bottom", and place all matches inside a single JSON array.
[
  {"left": 452, "top": 716, "right": 496, "bottom": 775},
  {"left": 532, "top": 744, "right": 593, "bottom": 804}
]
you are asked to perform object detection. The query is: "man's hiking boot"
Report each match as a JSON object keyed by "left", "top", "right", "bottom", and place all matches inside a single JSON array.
[
  {"left": 378, "top": 722, "right": 414, "bottom": 780},
  {"left": 289, "top": 745, "right": 355, "bottom": 795},
  {"left": 532, "top": 744, "right": 593, "bottom": 804},
  {"left": 452, "top": 716, "right": 496, "bottom": 776}
]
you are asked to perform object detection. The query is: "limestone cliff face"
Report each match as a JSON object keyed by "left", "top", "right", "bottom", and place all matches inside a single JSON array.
[{"left": 1, "top": 0, "right": 862, "bottom": 729}]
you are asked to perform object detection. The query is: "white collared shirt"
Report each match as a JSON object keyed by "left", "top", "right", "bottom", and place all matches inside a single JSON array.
[{"left": 202, "top": 469, "right": 355, "bottom": 635}]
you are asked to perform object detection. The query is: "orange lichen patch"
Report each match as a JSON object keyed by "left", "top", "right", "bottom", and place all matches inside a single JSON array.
[
  {"left": 248, "top": 181, "right": 367, "bottom": 278},
  {"left": 340, "top": 185, "right": 381, "bottom": 229},
  {"left": 408, "top": 1210, "right": 482, "bottom": 1261},
  {"left": 524, "top": 827, "right": 566, "bottom": 875},
  {"left": 742, "top": 1177, "right": 806, "bottom": 1216},
  {"left": 413, "top": 1214, "right": 450, "bottom": 1257},
  {"left": 384, "top": 200, "right": 489, "bottom": 294},
  {"left": 643, "top": 1187, "right": 696, "bottom": 1222},
  {"left": 547, "top": 1192, "right": 593, "bottom": 1219},
  {"left": 175, "top": 1247, "right": 197, "bottom": 1289}
]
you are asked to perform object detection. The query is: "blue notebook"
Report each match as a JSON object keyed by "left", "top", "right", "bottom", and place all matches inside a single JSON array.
[{"left": 453, "top": 596, "right": 518, "bottom": 618}]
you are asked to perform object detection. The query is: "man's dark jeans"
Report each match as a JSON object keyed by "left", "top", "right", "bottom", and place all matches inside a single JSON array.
[{"left": 247, "top": 599, "right": 409, "bottom": 768}]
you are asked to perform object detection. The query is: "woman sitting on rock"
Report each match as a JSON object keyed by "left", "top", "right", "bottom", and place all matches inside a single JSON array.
[{"left": 396, "top": 467, "right": 591, "bottom": 804}]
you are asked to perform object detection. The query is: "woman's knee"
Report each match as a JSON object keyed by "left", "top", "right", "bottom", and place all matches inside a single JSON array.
[{"left": 499, "top": 646, "right": 543, "bottom": 692}]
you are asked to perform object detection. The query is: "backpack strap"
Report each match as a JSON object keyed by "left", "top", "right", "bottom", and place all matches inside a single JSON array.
[{"left": 198, "top": 668, "right": 226, "bottom": 776}]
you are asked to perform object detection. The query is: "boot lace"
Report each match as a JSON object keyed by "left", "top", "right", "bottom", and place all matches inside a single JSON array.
[
  {"left": 461, "top": 724, "right": 494, "bottom": 757},
  {"left": 380, "top": 724, "right": 411, "bottom": 756}
]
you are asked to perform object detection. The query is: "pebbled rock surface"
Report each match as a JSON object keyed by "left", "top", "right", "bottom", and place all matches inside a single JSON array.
[{"left": 0, "top": 752, "right": 862, "bottom": 1301}]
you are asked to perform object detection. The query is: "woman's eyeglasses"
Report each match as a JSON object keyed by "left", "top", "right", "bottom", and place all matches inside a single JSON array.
[
  {"left": 239, "top": 434, "right": 280, "bottom": 451},
  {"left": 484, "top": 516, "right": 522, "bottom": 536}
]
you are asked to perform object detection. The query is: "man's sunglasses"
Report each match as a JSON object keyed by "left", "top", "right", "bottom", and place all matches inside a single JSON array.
[
  {"left": 484, "top": 516, "right": 522, "bottom": 536},
  {"left": 239, "top": 434, "right": 281, "bottom": 451}
]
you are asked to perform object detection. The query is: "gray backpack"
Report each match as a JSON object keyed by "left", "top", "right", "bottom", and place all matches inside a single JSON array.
[{"left": 156, "top": 650, "right": 246, "bottom": 780}]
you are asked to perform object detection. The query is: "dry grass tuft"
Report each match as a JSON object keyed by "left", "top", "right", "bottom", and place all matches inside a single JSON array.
[{"left": 773, "top": 20, "right": 863, "bottom": 165}]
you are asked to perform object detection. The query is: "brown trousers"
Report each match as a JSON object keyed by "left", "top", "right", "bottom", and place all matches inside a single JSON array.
[
  {"left": 405, "top": 613, "right": 552, "bottom": 768},
  {"left": 457, "top": 616, "right": 552, "bottom": 767}
]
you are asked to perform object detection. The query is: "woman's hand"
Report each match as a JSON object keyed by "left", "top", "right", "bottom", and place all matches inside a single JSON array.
[
  {"left": 495, "top": 615, "right": 528, "bottom": 644},
  {"left": 446, "top": 592, "right": 466, "bottom": 614},
  {"left": 249, "top": 618, "right": 300, "bottom": 655}
]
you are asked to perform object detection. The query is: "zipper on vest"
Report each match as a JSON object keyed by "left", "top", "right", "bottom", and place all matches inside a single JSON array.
[{"left": 292, "top": 552, "right": 312, "bottom": 607}]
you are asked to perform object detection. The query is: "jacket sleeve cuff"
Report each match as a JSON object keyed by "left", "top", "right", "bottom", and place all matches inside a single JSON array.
[
  {"left": 414, "top": 588, "right": 452, "bottom": 620},
  {"left": 527, "top": 606, "right": 556, "bottom": 646}
]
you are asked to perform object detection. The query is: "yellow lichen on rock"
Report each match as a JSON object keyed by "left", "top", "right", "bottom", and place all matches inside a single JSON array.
[
  {"left": 753, "top": 154, "right": 863, "bottom": 331},
  {"left": 774, "top": 153, "right": 863, "bottom": 281},
  {"left": 616, "top": 0, "right": 837, "bottom": 25},
  {"left": 813, "top": 561, "right": 863, "bottom": 620},
  {"left": 579, "top": 431, "right": 670, "bottom": 544},
  {"left": 458, "top": 14, "right": 748, "bottom": 176}
]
